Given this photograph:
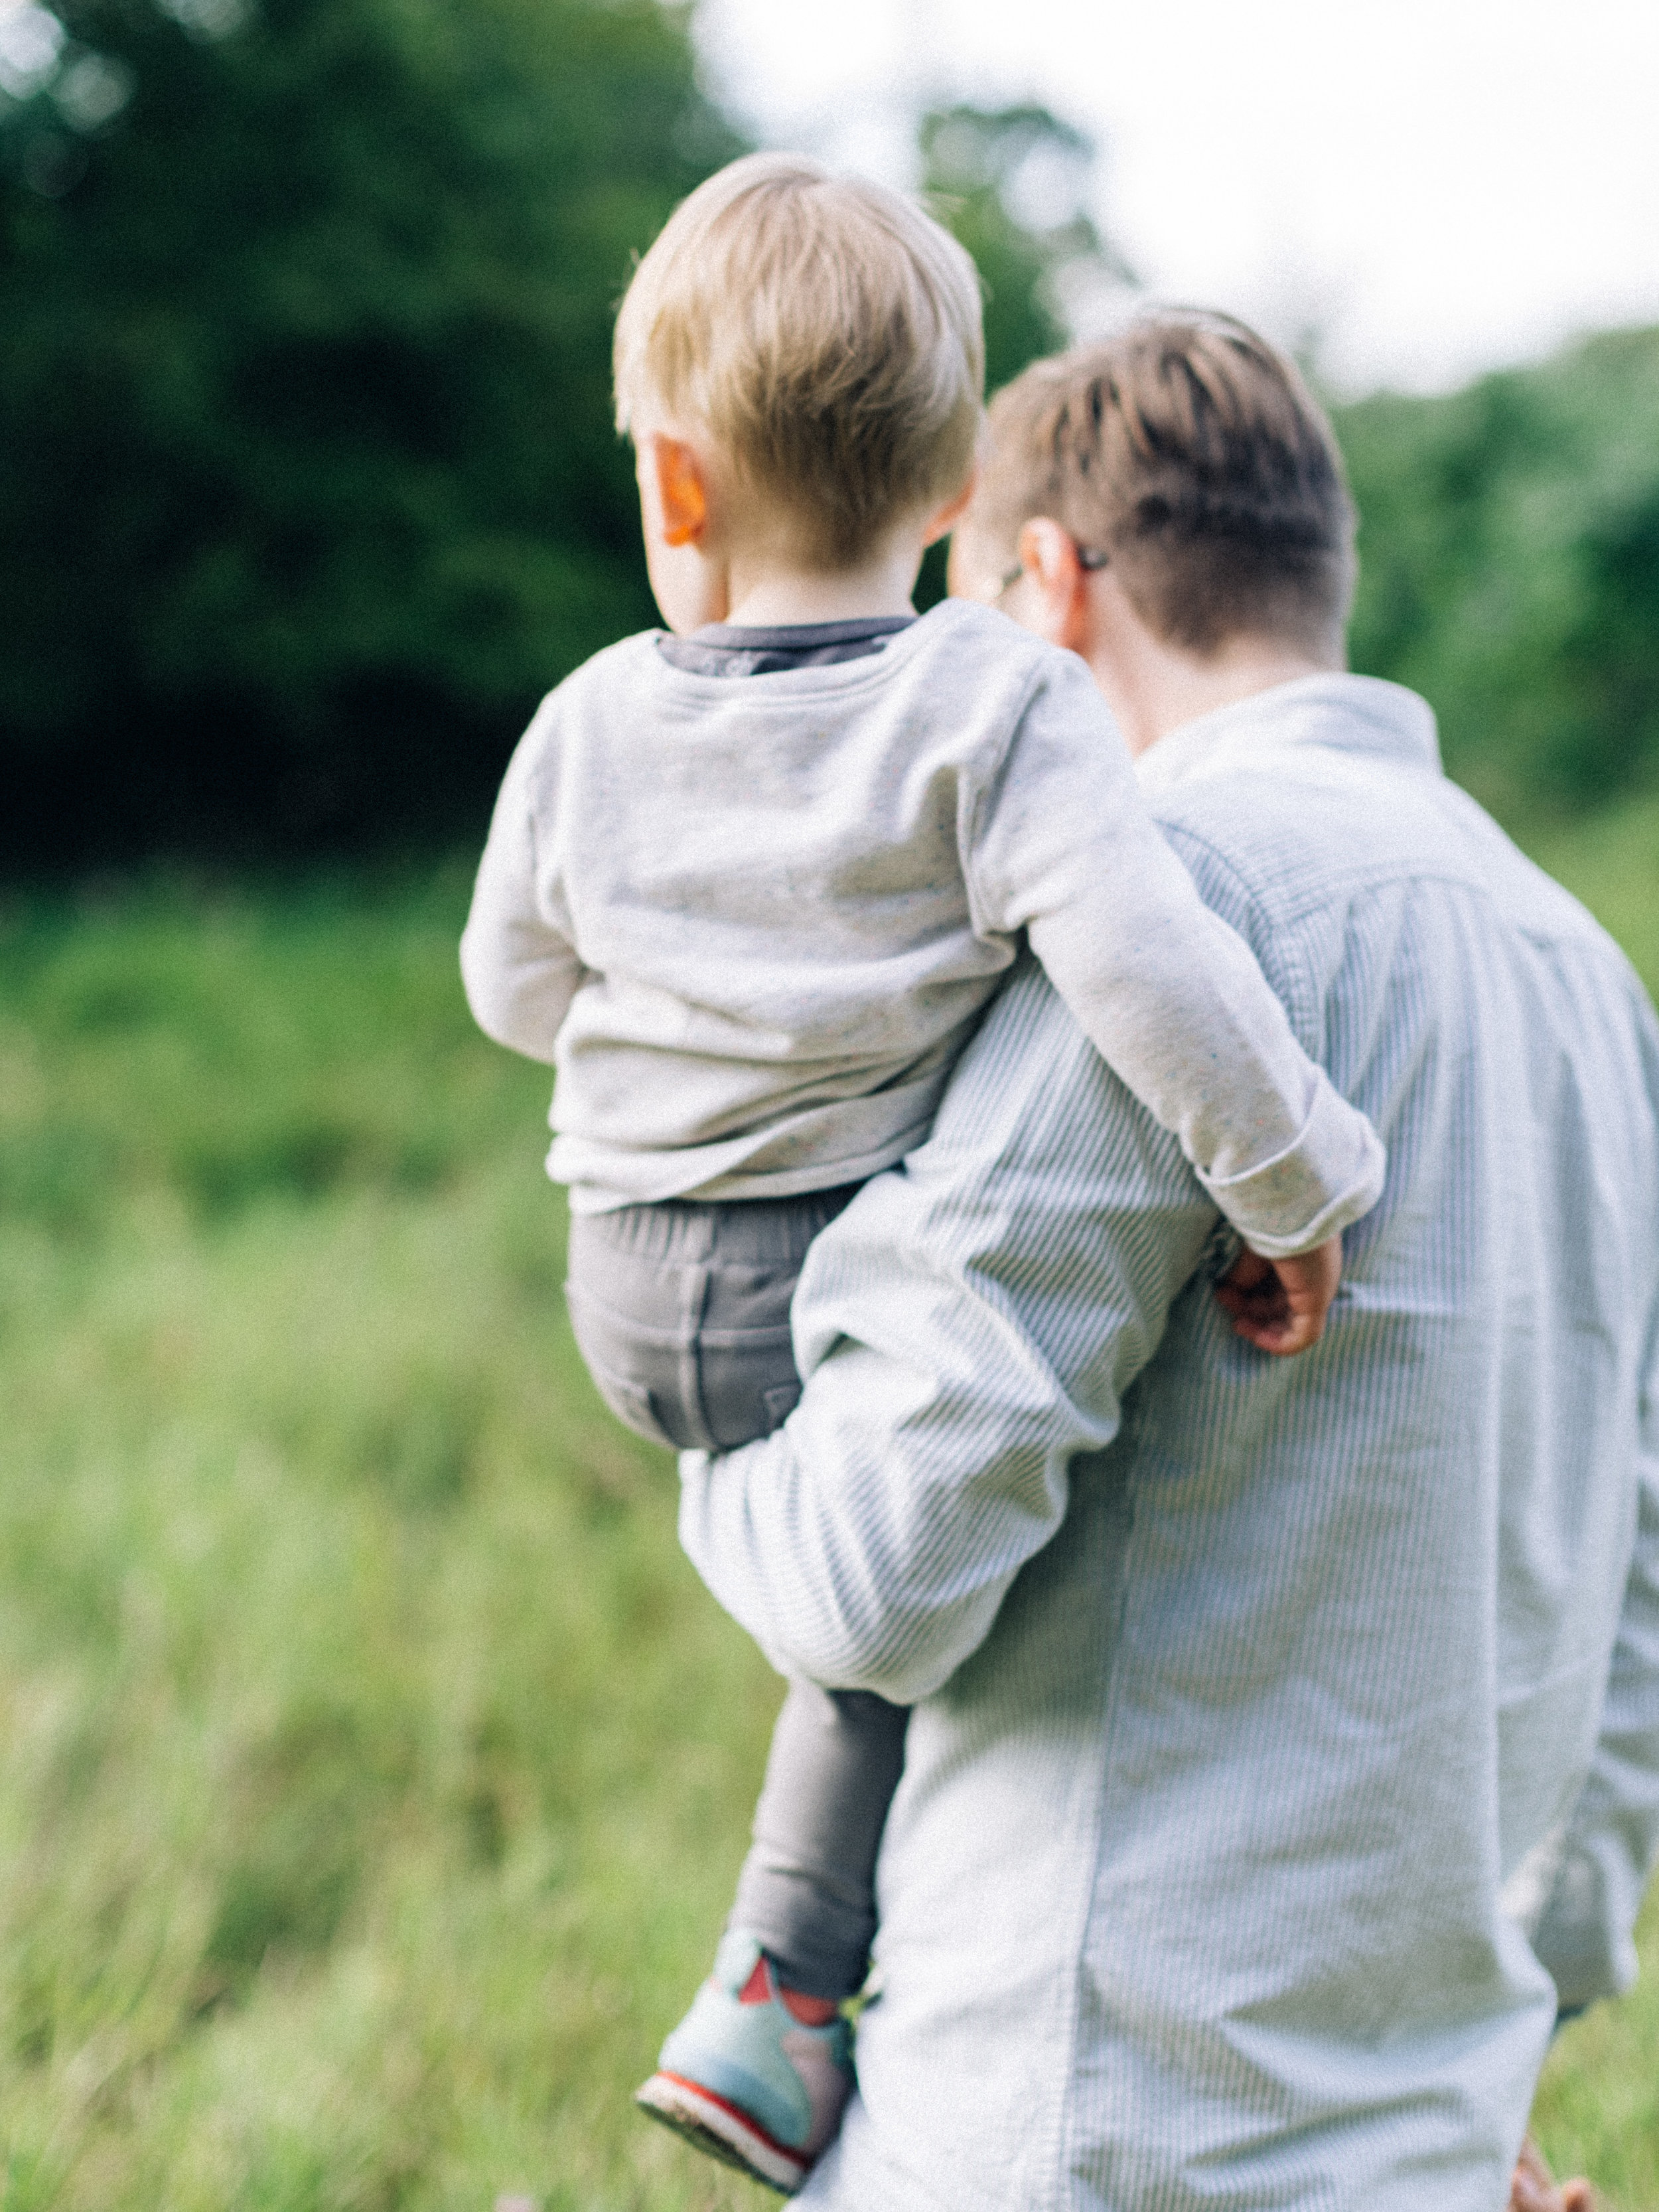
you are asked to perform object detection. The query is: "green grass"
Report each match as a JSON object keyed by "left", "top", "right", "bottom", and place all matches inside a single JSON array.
[
  {"left": 0, "top": 869, "right": 776, "bottom": 2210},
  {"left": 0, "top": 799, "right": 1654, "bottom": 2209},
  {"left": 1523, "top": 787, "right": 1659, "bottom": 999},
  {"left": 1537, "top": 1894, "right": 1659, "bottom": 2212}
]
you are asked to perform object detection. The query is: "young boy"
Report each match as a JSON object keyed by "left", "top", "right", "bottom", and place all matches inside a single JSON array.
[{"left": 461, "top": 154, "right": 1385, "bottom": 2193}]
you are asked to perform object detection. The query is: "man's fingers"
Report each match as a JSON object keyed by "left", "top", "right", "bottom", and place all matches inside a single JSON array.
[
  {"left": 1511, "top": 2136, "right": 1558, "bottom": 2212},
  {"left": 1509, "top": 2135, "right": 1596, "bottom": 2212}
]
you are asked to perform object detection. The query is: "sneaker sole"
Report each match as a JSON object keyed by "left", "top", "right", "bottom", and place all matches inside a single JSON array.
[{"left": 634, "top": 2069, "right": 809, "bottom": 2195}]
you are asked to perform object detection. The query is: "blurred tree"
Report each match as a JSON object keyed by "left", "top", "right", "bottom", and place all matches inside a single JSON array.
[
  {"left": 1336, "top": 326, "right": 1659, "bottom": 821},
  {"left": 20, "top": 14, "right": 1646, "bottom": 860},
  {"left": 914, "top": 102, "right": 1131, "bottom": 606},
  {"left": 912, "top": 106, "right": 1659, "bottom": 825},
  {"left": 0, "top": 0, "right": 744, "bottom": 859},
  {"left": 919, "top": 101, "right": 1132, "bottom": 399}
]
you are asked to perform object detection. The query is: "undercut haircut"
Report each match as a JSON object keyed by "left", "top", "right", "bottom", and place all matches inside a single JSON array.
[
  {"left": 614, "top": 153, "right": 984, "bottom": 571},
  {"left": 970, "top": 313, "right": 1356, "bottom": 658}
]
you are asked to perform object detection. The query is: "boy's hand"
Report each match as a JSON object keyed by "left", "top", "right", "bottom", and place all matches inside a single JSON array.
[{"left": 1213, "top": 1234, "right": 1342, "bottom": 1357}]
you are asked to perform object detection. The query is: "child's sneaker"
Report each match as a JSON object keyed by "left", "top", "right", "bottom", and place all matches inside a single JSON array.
[{"left": 634, "top": 1929, "right": 853, "bottom": 2194}]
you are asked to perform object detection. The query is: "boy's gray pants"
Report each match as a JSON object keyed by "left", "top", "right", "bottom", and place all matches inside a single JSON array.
[{"left": 566, "top": 1186, "right": 908, "bottom": 1999}]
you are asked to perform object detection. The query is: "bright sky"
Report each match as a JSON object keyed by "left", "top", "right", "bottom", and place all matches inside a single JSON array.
[{"left": 695, "top": 0, "right": 1659, "bottom": 395}]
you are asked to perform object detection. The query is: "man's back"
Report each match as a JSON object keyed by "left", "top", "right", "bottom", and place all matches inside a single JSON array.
[
  {"left": 685, "top": 674, "right": 1659, "bottom": 2212},
  {"left": 1039, "top": 676, "right": 1658, "bottom": 2207}
]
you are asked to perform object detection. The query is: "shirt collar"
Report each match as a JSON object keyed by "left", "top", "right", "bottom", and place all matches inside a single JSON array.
[{"left": 1133, "top": 673, "right": 1441, "bottom": 796}]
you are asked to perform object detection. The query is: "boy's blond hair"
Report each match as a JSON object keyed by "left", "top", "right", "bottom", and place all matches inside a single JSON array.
[
  {"left": 614, "top": 153, "right": 983, "bottom": 570},
  {"left": 967, "top": 312, "right": 1356, "bottom": 658}
]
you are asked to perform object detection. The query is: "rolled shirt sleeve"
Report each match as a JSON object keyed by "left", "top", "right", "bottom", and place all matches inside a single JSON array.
[{"left": 677, "top": 955, "right": 1218, "bottom": 1703}]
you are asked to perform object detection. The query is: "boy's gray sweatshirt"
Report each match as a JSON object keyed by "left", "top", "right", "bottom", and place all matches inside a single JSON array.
[{"left": 461, "top": 599, "right": 1384, "bottom": 1255}]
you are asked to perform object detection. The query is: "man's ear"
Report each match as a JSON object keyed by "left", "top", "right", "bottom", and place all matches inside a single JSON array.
[
  {"left": 1017, "top": 518, "right": 1088, "bottom": 650},
  {"left": 922, "top": 470, "right": 978, "bottom": 548},
  {"left": 648, "top": 435, "right": 710, "bottom": 548}
]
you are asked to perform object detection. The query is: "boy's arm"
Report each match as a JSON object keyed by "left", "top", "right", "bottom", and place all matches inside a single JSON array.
[
  {"left": 967, "top": 652, "right": 1384, "bottom": 1264},
  {"left": 460, "top": 719, "right": 587, "bottom": 1065}
]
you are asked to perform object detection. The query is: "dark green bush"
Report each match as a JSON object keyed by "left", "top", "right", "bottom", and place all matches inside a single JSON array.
[
  {"left": 1336, "top": 325, "right": 1659, "bottom": 820},
  {"left": 0, "top": 0, "right": 743, "bottom": 861}
]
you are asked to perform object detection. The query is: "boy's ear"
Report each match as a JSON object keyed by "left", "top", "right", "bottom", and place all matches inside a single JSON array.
[{"left": 650, "top": 435, "right": 710, "bottom": 548}]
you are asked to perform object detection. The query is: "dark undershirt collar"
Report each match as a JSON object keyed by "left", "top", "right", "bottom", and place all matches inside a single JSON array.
[{"left": 655, "top": 614, "right": 916, "bottom": 678}]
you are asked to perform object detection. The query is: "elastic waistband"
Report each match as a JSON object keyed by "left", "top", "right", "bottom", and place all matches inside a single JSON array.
[{"left": 570, "top": 1180, "right": 867, "bottom": 1268}]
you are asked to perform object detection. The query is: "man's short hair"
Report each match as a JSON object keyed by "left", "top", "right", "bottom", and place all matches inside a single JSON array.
[
  {"left": 969, "top": 313, "right": 1356, "bottom": 657},
  {"left": 613, "top": 153, "right": 984, "bottom": 570}
]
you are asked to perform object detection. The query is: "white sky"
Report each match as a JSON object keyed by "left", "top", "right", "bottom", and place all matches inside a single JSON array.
[{"left": 695, "top": 0, "right": 1659, "bottom": 395}]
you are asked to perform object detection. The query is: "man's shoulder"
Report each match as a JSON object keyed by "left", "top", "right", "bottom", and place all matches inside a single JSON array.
[
  {"left": 1148, "top": 678, "right": 1429, "bottom": 871},
  {"left": 1142, "top": 675, "right": 1651, "bottom": 1055},
  {"left": 1144, "top": 747, "right": 1438, "bottom": 978},
  {"left": 1145, "top": 680, "right": 1587, "bottom": 942}
]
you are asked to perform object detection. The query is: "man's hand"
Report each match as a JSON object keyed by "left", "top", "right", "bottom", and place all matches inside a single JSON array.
[
  {"left": 1213, "top": 1234, "right": 1342, "bottom": 1357},
  {"left": 1509, "top": 2134, "right": 1595, "bottom": 2212}
]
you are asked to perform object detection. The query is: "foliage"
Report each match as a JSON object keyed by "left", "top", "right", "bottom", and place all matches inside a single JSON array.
[
  {"left": 6, "top": 0, "right": 1658, "bottom": 863},
  {"left": 1334, "top": 325, "right": 1659, "bottom": 823},
  {"left": 918, "top": 102, "right": 1130, "bottom": 400},
  {"left": 0, "top": 848, "right": 1652, "bottom": 2205},
  {"left": 1522, "top": 785, "right": 1659, "bottom": 992},
  {"left": 0, "top": 0, "right": 743, "bottom": 861},
  {"left": 910, "top": 100, "right": 1129, "bottom": 608}
]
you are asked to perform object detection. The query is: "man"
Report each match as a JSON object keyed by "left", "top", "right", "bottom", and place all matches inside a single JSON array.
[{"left": 678, "top": 314, "right": 1659, "bottom": 2209}]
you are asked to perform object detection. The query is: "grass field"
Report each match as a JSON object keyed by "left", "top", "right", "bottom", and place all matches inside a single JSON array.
[{"left": 0, "top": 792, "right": 1656, "bottom": 2210}]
